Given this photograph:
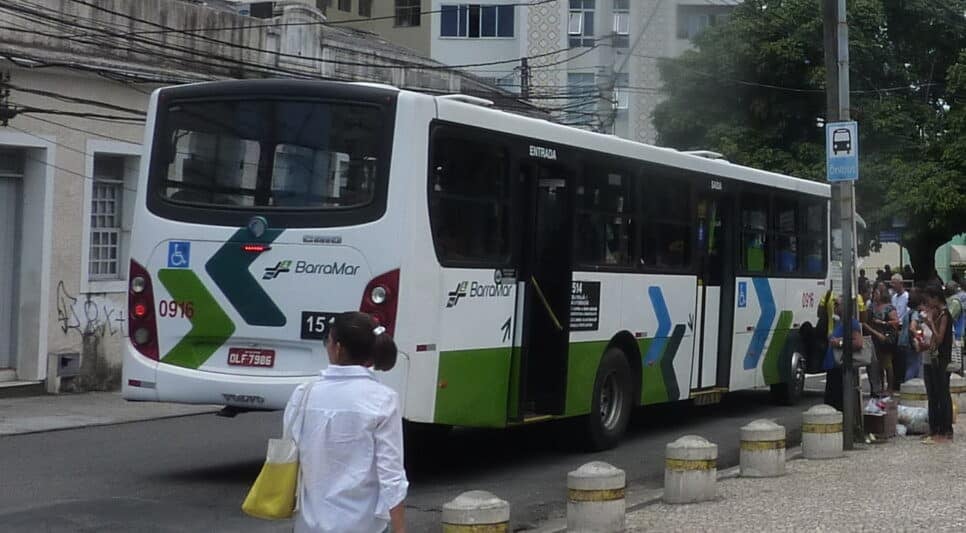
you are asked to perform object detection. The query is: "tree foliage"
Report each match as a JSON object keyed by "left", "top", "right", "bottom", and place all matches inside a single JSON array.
[{"left": 653, "top": 0, "right": 966, "bottom": 280}]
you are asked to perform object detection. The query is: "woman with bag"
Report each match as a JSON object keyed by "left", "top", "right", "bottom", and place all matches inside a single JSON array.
[
  {"left": 864, "top": 284, "right": 899, "bottom": 394},
  {"left": 284, "top": 312, "right": 408, "bottom": 532},
  {"left": 919, "top": 285, "right": 954, "bottom": 444}
]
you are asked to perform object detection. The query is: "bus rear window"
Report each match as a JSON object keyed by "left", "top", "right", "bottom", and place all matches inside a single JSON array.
[{"left": 158, "top": 100, "right": 384, "bottom": 211}]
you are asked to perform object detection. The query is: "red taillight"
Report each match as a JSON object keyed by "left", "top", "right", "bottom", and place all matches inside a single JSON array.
[
  {"left": 241, "top": 244, "right": 271, "bottom": 253},
  {"left": 360, "top": 269, "right": 400, "bottom": 337},
  {"left": 128, "top": 260, "right": 159, "bottom": 361}
]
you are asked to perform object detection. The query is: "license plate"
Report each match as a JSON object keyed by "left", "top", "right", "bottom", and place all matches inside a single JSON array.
[{"left": 228, "top": 348, "right": 275, "bottom": 368}]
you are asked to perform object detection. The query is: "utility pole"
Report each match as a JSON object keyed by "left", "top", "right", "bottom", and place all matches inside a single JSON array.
[
  {"left": 595, "top": 21, "right": 617, "bottom": 134},
  {"left": 823, "top": 0, "right": 858, "bottom": 450},
  {"left": 520, "top": 57, "right": 530, "bottom": 101},
  {"left": 0, "top": 71, "right": 13, "bottom": 127}
]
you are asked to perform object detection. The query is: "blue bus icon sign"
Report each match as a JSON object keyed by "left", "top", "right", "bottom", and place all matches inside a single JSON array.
[
  {"left": 826, "top": 121, "right": 859, "bottom": 182},
  {"left": 167, "top": 241, "right": 191, "bottom": 268}
]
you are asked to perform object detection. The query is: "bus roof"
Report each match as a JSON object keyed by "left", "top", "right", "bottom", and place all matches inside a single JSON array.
[{"left": 429, "top": 92, "right": 830, "bottom": 199}]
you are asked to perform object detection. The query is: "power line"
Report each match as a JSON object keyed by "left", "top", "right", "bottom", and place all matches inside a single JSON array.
[
  {"left": 2, "top": 122, "right": 140, "bottom": 193},
  {"left": 18, "top": 113, "right": 142, "bottom": 145},
  {"left": 67, "top": 0, "right": 559, "bottom": 39},
  {"left": 6, "top": 101, "right": 144, "bottom": 122},
  {"left": 61, "top": 0, "right": 612, "bottom": 73},
  {"left": 3, "top": 0, "right": 609, "bottom": 118},
  {"left": 2, "top": 81, "right": 145, "bottom": 116}
]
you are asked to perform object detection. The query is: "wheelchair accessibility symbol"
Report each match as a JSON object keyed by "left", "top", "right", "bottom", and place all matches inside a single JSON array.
[
  {"left": 168, "top": 241, "right": 191, "bottom": 268},
  {"left": 737, "top": 281, "right": 748, "bottom": 308}
]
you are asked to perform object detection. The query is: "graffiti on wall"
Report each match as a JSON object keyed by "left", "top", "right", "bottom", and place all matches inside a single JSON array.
[{"left": 56, "top": 281, "right": 127, "bottom": 337}]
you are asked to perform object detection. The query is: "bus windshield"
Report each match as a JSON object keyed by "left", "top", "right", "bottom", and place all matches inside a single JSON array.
[{"left": 157, "top": 99, "right": 385, "bottom": 210}]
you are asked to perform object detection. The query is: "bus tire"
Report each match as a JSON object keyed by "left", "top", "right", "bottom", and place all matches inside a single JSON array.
[
  {"left": 770, "top": 351, "right": 806, "bottom": 406},
  {"left": 583, "top": 348, "right": 633, "bottom": 451}
]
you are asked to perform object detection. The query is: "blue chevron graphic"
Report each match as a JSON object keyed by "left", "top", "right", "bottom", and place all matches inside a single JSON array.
[
  {"left": 644, "top": 286, "right": 671, "bottom": 365},
  {"left": 743, "top": 278, "right": 776, "bottom": 370}
]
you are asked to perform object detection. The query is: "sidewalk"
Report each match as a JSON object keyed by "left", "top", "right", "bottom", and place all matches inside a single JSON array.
[
  {"left": 0, "top": 392, "right": 219, "bottom": 436},
  {"left": 626, "top": 423, "right": 966, "bottom": 531}
]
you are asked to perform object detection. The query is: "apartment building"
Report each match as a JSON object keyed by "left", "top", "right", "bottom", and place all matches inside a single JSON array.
[{"left": 321, "top": 0, "right": 740, "bottom": 143}]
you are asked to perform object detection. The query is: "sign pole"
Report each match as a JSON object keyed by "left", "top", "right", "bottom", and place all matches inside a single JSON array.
[{"left": 824, "top": 0, "right": 857, "bottom": 450}]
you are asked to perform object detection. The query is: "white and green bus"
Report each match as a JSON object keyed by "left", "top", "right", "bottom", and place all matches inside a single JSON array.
[{"left": 123, "top": 80, "right": 829, "bottom": 449}]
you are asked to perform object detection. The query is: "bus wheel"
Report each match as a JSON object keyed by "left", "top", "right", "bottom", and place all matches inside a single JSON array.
[
  {"left": 770, "top": 352, "right": 806, "bottom": 405},
  {"left": 583, "top": 348, "right": 633, "bottom": 451}
]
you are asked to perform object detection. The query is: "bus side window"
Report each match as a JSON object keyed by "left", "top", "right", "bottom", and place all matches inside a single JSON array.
[
  {"left": 429, "top": 133, "right": 511, "bottom": 265},
  {"left": 575, "top": 165, "right": 634, "bottom": 268},
  {"left": 774, "top": 197, "right": 798, "bottom": 274},
  {"left": 640, "top": 176, "right": 691, "bottom": 270},
  {"left": 740, "top": 194, "right": 769, "bottom": 273},
  {"left": 802, "top": 200, "right": 827, "bottom": 276}
]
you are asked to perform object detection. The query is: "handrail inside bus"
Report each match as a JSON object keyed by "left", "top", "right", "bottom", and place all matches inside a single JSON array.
[{"left": 530, "top": 276, "right": 564, "bottom": 332}]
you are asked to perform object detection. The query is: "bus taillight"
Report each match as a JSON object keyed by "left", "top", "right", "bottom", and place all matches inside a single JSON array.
[
  {"left": 128, "top": 260, "right": 159, "bottom": 361},
  {"left": 360, "top": 269, "right": 399, "bottom": 337}
]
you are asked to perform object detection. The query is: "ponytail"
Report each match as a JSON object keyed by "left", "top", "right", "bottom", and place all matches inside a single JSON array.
[{"left": 371, "top": 331, "right": 398, "bottom": 371}]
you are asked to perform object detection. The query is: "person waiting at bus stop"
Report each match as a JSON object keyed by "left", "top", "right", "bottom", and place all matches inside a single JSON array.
[{"left": 820, "top": 291, "right": 864, "bottom": 411}]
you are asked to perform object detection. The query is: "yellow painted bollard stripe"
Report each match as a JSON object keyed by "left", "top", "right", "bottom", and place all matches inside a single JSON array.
[
  {"left": 901, "top": 392, "right": 928, "bottom": 401},
  {"left": 442, "top": 523, "right": 509, "bottom": 533},
  {"left": 802, "top": 422, "right": 842, "bottom": 434},
  {"left": 740, "top": 439, "right": 786, "bottom": 451},
  {"left": 665, "top": 458, "right": 716, "bottom": 471},
  {"left": 567, "top": 488, "right": 625, "bottom": 502}
]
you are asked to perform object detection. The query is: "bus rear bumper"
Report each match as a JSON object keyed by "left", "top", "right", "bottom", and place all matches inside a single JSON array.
[{"left": 122, "top": 346, "right": 315, "bottom": 410}]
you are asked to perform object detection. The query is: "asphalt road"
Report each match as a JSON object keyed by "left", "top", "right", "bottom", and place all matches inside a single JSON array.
[{"left": 0, "top": 388, "right": 824, "bottom": 532}]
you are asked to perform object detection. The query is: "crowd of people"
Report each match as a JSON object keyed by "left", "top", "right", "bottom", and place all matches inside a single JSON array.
[{"left": 816, "top": 268, "right": 966, "bottom": 445}]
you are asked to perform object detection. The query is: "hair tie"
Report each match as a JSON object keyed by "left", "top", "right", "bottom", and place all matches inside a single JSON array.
[{"left": 373, "top": 326, "right": 386, "bottom": 336}]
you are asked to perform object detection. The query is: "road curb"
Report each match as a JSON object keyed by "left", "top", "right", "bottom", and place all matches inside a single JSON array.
[{"left": 0, "top": 409, "right": 221, "bottom": 438}]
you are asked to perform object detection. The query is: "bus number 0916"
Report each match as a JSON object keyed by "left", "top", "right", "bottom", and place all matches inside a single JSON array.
[{"left": 159, "top": 300, "right": 195, "bottom": 319}]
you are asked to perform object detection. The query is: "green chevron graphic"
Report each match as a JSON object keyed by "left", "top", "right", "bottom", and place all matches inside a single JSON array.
[
  {"left": 206, "top": 228, "right": 286, "bottom": 327},
  {"left": 762, "top": 310, "right": 795, "bottom": 385},
  {"left": 158, "top": 269, "right": 235, "bottom": 369}
]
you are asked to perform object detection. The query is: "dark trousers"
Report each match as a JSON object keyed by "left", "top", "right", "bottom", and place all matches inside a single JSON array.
[
  {"left": 825, "top": 366, "right": 844, "bottom": 411},
  {"left": 923, "top": 363, "right": 954, "bottom": 437}
]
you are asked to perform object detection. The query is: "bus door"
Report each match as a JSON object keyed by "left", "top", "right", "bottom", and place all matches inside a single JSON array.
[
  {"left": 693, "top": 188, "right": 736, "bottom": 390},
  {"left": 511, "top": 160, "right": 573, "bottom": 419}
]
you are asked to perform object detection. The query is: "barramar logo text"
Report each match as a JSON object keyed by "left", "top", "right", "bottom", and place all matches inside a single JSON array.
[
  {"left": 263, "top": 260, "right": 360, "bottom": 280},
  {"left": 446, "top": 280, "right": 512, "bottom": 308}
]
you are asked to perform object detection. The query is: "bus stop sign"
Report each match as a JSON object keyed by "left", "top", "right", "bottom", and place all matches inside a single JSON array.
[{"left": 826, "top": 121, "right": 858, "bottom": 182}]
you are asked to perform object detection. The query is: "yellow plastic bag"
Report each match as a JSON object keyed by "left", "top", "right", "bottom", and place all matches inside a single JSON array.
[
  {"left": 242, "top": 383, "right": 315, "bottom": 520},
  {"left": 242, "top": 437, "right": 300, "bottom": 519}
]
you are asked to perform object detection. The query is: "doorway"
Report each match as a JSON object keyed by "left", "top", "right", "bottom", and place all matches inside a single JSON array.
[
  {"left": 0, "top": 171, "right": 23, "bottom": 371},
  {"left": 516, "top": 162, "right": 573, "bottom": 417},
  {"left": 693, "top": 192, "right": 736, "bottom": 389}
]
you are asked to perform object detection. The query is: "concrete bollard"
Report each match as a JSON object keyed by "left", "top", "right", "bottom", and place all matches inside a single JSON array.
[
  {"left": 442, "top": 491, "right": 509, "bottom": 533},
  {"left": 801, "top": 404, "right": 843, "bottom": 460},
  {"left": 567, "top": 461, "right": 625, "bottom": 533},
  {"left": 950, "top": 374, "right": 965, "bottom": 419},
  {"left": 900, "top": 378, "right": 928, "bottom": 408},
  {"left": 664, "top": 435, "right": 717, "bottom": 504},
  {"left": 739, "top": 419, "right": 786, "bottom": 478}
]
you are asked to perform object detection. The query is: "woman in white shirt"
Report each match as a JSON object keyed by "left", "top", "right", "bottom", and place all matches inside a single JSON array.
[{"left": 284, "top": 312, "right": 408, "bottom": 533}]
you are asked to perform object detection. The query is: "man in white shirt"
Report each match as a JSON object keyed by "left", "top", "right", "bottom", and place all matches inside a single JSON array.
[{"left": 891, "top": 273, "right": 909, "bottom": 320}]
